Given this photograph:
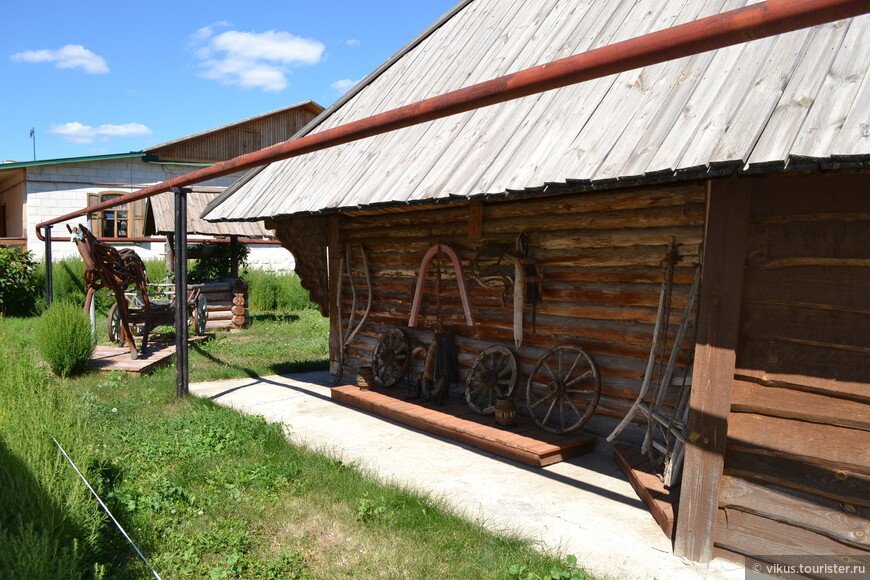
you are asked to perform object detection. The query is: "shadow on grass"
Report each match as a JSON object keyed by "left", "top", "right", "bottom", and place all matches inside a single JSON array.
[
  {"left": 190, "top": 342, "right": 328, "bottom": 380},
  {"left": 251, "top": 313, "right": 301, "bottom": 323}
]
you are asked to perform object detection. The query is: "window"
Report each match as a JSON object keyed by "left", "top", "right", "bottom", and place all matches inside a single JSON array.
[
  {"left": 101, "top": 194, "right": 128, "bottom": 237},
  {"left": 88, "top": 191, "right": 145, "bottom": 239}
]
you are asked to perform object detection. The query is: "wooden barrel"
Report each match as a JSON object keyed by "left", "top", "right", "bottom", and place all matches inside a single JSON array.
[{"left": 494, "top": 397, "right": 517, "bottom": 427}]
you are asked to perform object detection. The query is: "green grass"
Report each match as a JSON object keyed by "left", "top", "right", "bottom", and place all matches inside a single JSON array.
[{"left": 0, "top": 311, "right": 592, "bottom": 579}]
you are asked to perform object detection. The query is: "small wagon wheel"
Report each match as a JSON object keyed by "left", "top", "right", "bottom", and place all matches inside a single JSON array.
[
  {"left": 372, "top": 328, "right": 411, "bottom": 388},
  {"left": 193, "top": 294, "right": 208, "bottom": 335},
  {"left": 465, "top": 345, "right": 518, "bottom": 415},
  {"left": 526, "top": 345, "right": 601, "bottom": 434},
  {"left": 108, "top": 302, "right": 124, "bottom": 345}
]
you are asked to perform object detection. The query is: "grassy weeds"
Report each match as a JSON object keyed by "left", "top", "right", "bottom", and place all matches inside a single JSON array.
[{"left": 1, "top": 310, "right": 591, "bottom": 579}]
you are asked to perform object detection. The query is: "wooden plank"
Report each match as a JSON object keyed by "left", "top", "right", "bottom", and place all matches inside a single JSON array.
[
  {"left": 730, "top": 378, "right": 870, "bottom": 429},
  {"left": 747, "top": 20, "right": 848, "bottom": 166},
  {"left": 708, "top": 28, "right": 810, "bottom": 164},
  {"left": 612, "top": 443, "right": 679, "bottom": 539},
  {"left": 724, "top": 449, "right": 870, "bottom": 507},
  {"left": 719, "top": 475, "right": 870, "bottom": 550},
  {"left": 330, "top": 385, "right": 594, "bottom": 468},
  {"left": 675, "top": 177, "right": 751, "bottom": 562},
  {"left": 739, "top": 301, "right": 870, "bottom": 354},
  {"left": 714, "top": 506, "right": 869, "bottom": 558},
  {"left": 791, "top": 17, "right": 870, "bottom": 158},
  {"left": 736, "top": 338, "right": 870, "bottom": 400},
  {"left": 741, "top": 266, "right": 870, "bottom": 312},
  {"left": 749, "top": 174, "right": 870, "bottom": 219},
  {"left": 727, "top": 412, "right": 870, "bottom": 475},
  {"left": 745, "top": 220, "right": 870, "bottom": 267},
  {"left": 467, "top": 200, "right": 483, "bottom": 239}
]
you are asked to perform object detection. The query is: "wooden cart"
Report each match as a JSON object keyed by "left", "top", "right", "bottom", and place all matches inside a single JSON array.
[{"left": 70, "top": 224, "right": 206, "bottom": 359}]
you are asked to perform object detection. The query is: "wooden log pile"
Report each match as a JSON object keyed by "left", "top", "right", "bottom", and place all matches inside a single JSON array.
[{"left": 198, "top": 278, "right": 250, "bottom": 331}]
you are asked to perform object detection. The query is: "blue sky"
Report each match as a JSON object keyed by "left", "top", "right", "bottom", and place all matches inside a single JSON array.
[{"left": 2, "top": 0, "right": 457, "bottom": 163}]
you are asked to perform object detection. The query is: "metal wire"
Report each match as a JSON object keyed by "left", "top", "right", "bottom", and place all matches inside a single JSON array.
[{"left": 52, "top": 437, "right": 162, "bottom": 580}]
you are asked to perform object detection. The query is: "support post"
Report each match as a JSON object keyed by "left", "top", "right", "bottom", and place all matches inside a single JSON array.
[
  {"left": 165, "top": 232, "right": 175, "bottom": 282},
  {"left": 326, "top": 215, "right": 342, "bottom": 378},
  {"left": 674, "top": 177, "right": 751, "bottom": 562},
  {"left": 44, "top": 225, "right": 53, "bottom": 307},
  {"left": 173, "top": 188, "right": 190, "bottom": 398},
  {"left": 230, "top": 235, "right": 239, "bottom": 279}
]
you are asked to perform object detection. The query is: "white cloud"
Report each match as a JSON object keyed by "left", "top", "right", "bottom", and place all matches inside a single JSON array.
[
  {"left": 346, "top": 39, "right": 361, "bottom": 47},
  {"left": 50, "top": 122, "right": 152, "bottom": 144},
  {"left": 191, "top": 28, "right": 324, "bottom": 92},
  {"left": 331, "top": 78, "right": 358, "bottom": 93},
  {"left": 11, "top": 44, "right": 109, "bottom": 74}
]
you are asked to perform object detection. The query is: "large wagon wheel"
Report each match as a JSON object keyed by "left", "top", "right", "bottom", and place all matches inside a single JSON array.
[
  {"left": 371, "top": 327, "right": 411, "bottom": 388},
  {"left": 465, "top": 345, "right": 518, "bottom": 415},
  {"left": 526, "top": 345, "right": 601, "bottom": 434}
]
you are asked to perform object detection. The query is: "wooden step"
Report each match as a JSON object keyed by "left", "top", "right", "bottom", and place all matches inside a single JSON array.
[{"left": 331, "top": 385, "right": 595, "bottom": 468}]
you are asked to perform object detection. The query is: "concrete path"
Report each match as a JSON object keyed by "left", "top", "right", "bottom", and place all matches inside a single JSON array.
[{"left": 190, "top": 371, "right": 747, "bottom": 580}]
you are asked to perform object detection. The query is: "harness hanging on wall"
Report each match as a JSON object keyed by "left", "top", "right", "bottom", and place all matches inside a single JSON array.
[
  {"left": 406, "top": 244, "right": 468, "bottom": 403},
  {"left": 470, "top": 232, "right": 542, "bottom": 348}
]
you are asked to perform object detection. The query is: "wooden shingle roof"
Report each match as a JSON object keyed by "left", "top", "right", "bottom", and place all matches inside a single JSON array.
[
  {"left": 204, "top": 0, "right": 870, "bottom": 222},
  {"left": 147, "top": 187, "right": 274, "bottom": 238}
]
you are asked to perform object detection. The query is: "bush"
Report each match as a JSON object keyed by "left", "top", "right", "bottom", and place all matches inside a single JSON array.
[
  {"left": 244, "top": 269, "right": 317, "bottom": 312},
  {"left": 0, "top": 246, "right": 39, "bottom": 316},
  {"left": 188, "top": 241, "right": 250, "bottom": 284},
  {"left": 36, "top": 302, "right": 95, "bottom": 378}
]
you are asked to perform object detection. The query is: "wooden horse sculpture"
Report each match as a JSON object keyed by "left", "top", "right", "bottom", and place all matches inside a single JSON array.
[{"left": 69, "top": 223, "right": 152, "bottom": 359}]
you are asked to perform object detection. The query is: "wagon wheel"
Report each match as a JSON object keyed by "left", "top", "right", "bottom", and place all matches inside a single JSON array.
[
  {"left": 193, "top": 294, "right": 208, "bottom": 335},
  {"left": 372, "top": 328, "right": 411, "bottom": 388},
  {"left": 465, "top": 346, "right": 518, "bottom": 415},
  {"left": 108, "top": 302, "right": 124, "bottom": 345},
  {"left": 526, "top": 345, "right": 601, "bottom": 434}
]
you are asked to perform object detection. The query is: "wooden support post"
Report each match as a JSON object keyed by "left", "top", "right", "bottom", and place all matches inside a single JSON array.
[
  {"left": 327, "top": 215, "right": 342, "bottom": 378},
  {"left": 468, "top": 200, "right": 483, "bottom": 239},
  {"left": 165, "top": 232, "right": 175, "bottom": 281},
  {"left": 674, "top": 177, "right": 751, "bottom": 562}
]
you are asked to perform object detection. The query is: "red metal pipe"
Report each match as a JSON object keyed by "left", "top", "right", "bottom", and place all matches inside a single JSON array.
[
  {"left": 40, "top": 236, "right": 279, "bottom": 245},
  {"left": 35, "top": 0, "right": 869, "bottom": 239}
]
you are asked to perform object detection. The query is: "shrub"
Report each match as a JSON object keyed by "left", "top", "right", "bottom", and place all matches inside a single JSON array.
[
  {"left": 0, "top": 246, "right": 39, "bottom": 316},
  {"left": 188, "top": 241, "right": 250, "bottom": 284},
  {"left": 244, "top": 269, "right": 317, "bottom": 312},
  {"left": 35, "top": 302, "right": 95, "bottom": 378}
]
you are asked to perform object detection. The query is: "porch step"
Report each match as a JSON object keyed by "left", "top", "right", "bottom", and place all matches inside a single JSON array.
[{"left": 331, "top": 385, "right": 595, "bottom": 467}]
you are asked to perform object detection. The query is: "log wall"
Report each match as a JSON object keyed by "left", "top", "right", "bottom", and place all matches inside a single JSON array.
[
  {"left": 325, "top": 181, "right": 705, "bottom": 435},
  {"left": 199, "top": 278, "right": 251, "bottom": 331},
  {"left": 715, "top": 173, "right": 870, "bottom": 564}
]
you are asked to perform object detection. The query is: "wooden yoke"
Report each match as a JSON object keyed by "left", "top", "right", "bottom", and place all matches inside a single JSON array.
[{"left": 408, "top": 244, "right": 474, "bottom": 328}]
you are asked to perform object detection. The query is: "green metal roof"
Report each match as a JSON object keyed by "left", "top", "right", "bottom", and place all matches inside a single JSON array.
[{"left": 0, "top": 151, "right": 146, "bottom": 170}]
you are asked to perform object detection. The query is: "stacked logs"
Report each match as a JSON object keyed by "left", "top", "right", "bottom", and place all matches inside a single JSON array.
[{"left": 198, "top": 278, "right": 250, "bottom": 330}]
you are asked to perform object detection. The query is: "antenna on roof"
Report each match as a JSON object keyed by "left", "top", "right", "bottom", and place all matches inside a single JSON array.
[{"left": 29, "top": 127, "right": 36, "bottom": 161}]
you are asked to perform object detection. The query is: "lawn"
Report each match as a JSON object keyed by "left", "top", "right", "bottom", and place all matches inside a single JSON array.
[{"left": 0, "top": 309, "right": 590, "bottom": 579}]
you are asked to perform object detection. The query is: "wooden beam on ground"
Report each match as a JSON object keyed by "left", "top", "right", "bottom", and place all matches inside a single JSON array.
[{"left": 674, "top": 177, "right": 751, "bottom": 562}]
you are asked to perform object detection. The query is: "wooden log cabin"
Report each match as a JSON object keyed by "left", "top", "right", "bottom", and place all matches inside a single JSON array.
[{"left": 202, "top": 0, "right": 870, "bottom": 572}]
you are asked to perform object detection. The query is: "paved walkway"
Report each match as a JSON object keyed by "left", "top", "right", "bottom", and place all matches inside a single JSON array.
[{"left": 190, "top": 371, "right": 747, "bottom": 580}]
